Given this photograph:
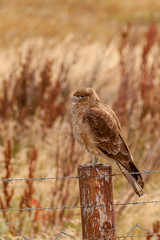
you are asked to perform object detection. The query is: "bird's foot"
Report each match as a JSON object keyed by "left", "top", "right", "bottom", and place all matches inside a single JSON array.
[
  {"left": 84, "top": 163, "right": 95, "bottom": 167},
  {"left": 84, "top": 157, "right": 98, "bottom": 168}
]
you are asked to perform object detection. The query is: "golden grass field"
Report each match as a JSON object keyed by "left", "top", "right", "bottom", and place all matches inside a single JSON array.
[{"left": 0, "top": 1, "right": 160, "bottom": 239}]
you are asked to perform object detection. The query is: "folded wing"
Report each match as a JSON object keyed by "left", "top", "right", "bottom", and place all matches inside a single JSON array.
[{"left": 84, "top": 105, "right": 145, "bottom": 197}]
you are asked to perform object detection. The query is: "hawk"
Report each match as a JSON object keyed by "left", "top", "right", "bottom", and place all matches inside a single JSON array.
[{"left": 71, "top": 87, "right": 145, "bottom": 197}]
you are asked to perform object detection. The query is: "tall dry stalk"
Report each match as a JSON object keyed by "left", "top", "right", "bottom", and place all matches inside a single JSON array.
[{"left": 0, "top": 140, "right": 14, "bottom": 220}]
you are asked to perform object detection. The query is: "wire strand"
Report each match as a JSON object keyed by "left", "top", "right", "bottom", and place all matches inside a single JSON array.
[
  {"left": 0, "top": 200, "right": 160, "bottom": 213},
  {"left": 0, "top": 169, "right": 159, "bottom": 183}
]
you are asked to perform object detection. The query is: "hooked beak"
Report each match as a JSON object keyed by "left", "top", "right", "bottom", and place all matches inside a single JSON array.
[{"left": 72, "top": 96, "right": 78, "bottom": 102}]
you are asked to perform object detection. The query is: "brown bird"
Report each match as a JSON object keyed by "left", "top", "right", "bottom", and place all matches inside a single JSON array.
[{"left": 71, "top": 87, "right": 145, "bottom": 197}]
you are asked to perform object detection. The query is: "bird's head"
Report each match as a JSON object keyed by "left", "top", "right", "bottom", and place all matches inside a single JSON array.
[{"left": 72, "top": 88, "right": 100, "bottom": 108}]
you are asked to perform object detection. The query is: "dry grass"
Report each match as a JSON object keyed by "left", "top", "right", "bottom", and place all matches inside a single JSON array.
[
  {"left": 0, "top": 16, "right": 160, "bottom": 239},
  {"left": 1, "top": 0, "right": 160, "bottom": 47}
]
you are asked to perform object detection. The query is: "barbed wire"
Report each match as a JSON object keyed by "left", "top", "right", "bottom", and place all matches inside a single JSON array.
[
  {"left": 54, "top": 231, "right": 76, "bottom": 240},
  {"left": 17, "top": 224, "right": 160, "bottom": 240},
  {"left": 19, "top": 231, "right": 160, "bottom": 240},
  {"left": 0, "top": 200, "right": 160, "bottom": 213},
  {"left": 53, "top": 223, "right": 160, "bottom": 240},
  {"left": 114, "top": 233, "right": 159, "bottom": 239},
  {"left": 0, "top": 169, "right": 159, "bottom": 183},
  {"left": 88, "top": 233, "right": 160, "bottom": 240},
  {"left": 20, "top": 235, "right": 32, "bottom": 240},
  {"left": 1, "top": 169, "right": 160, "bottom": 239}
]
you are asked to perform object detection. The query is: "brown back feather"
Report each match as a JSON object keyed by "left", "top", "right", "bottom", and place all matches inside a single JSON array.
[{"left": 84, "top": 106, "right": 144, "bottom": 195}]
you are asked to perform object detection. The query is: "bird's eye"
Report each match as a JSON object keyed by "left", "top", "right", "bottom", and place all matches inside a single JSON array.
[{"left": 80, "top": 95, "right": 85, "bottom": 99}]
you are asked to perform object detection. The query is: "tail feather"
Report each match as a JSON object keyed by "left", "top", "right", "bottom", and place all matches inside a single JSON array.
[{"left": 116, "top": 161, "right": 145, "bottom": 197}]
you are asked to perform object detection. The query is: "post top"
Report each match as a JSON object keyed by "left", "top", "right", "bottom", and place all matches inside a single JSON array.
[{"left": 78, "top": 163, "right": 111, "bottom": 170}]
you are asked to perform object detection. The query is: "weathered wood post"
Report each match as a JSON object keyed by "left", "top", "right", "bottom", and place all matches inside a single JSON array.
[{"left": 78, "top": 164, "right": 115, "bottom": 240}]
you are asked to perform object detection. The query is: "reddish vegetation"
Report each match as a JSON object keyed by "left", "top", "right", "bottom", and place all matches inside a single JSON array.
[
  {"left": 20, "top": 149, "right": 38, "bottom": 212},
  {"left": 0, "top": 141, "right": 14, "bottom": 221},
  {"left": 114, "top": 24, "right": 160, "bottom": 224},
  {"left": 0, "top": 129, "right": 82, "bottom": 234},
  {"left": 114, "top": 23, "right": 160, "bottom": 128},
  {"left": 0, "top": 49, "right": 69, "bottom": 126}
]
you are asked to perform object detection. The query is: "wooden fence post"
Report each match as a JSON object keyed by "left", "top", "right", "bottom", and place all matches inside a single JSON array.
[{"left": 78, "top": 164, "right": 115, "bottom": 240}]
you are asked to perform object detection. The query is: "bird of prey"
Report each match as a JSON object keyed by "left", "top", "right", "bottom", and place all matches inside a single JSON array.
[{"left": 71, "top": 87, "right": 145, "bottom": 197}]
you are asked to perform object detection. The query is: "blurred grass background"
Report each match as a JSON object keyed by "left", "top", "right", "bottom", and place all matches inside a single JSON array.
[
  {"left": 1, "top": 0, "right": 160, "bottom": 47},
  {"left": 0, "top": 0, "right": 160, "bottom": 239}
]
